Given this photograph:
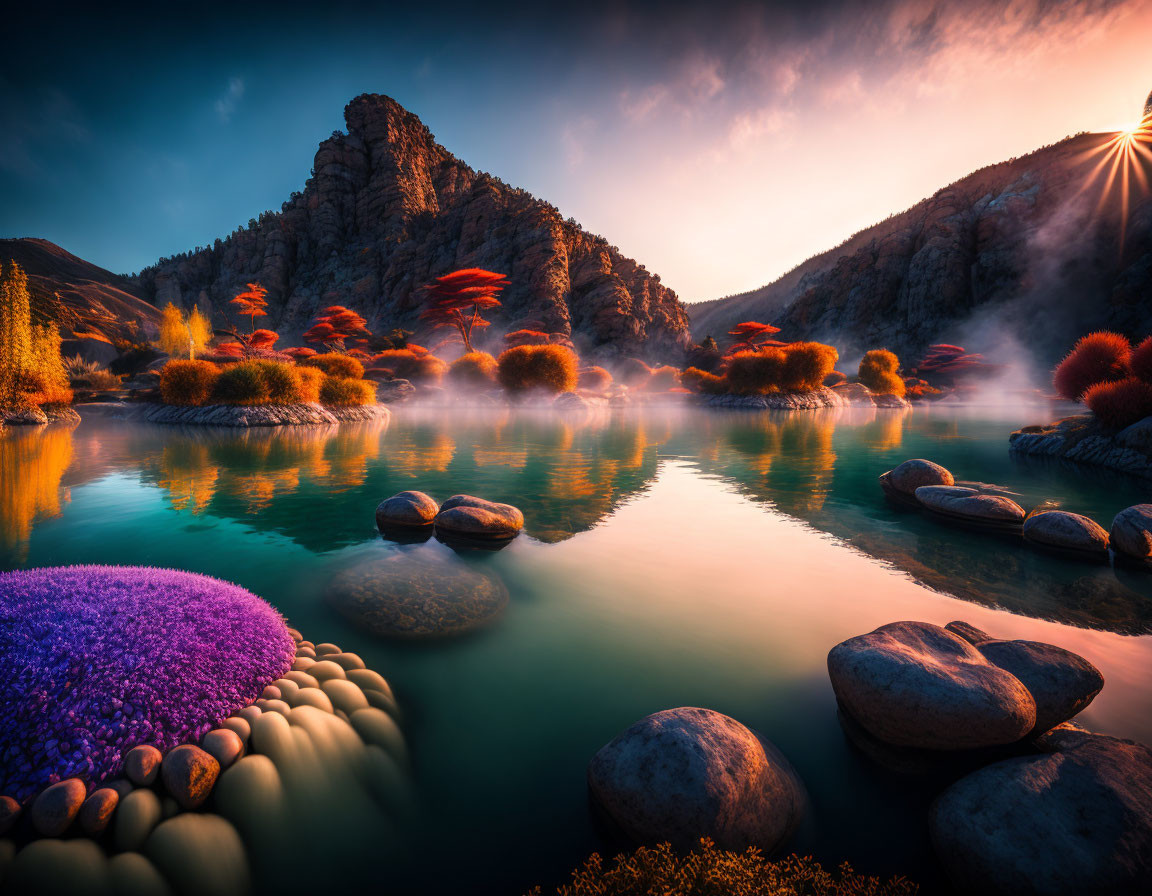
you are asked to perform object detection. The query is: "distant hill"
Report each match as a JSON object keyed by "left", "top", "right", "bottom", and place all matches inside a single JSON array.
[
  {"left": 0, "top": 238, "right": 159, "bottom": 343},
  {"left": 691, "top": 131, "right": 1152, "bottom": 366},
  {"left": 134, "top": 94, "right": 691, "bottom": 361}
]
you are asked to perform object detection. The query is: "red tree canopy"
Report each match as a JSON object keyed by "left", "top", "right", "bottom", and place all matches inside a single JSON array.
[
  {"left": 727, "top": 321, "right": 782, "bottom": 355},
  {"left": 420, "top": 268, "right": 508, "bottom": 352},
  {"left": 303, "top": 304, "right": 371, "bottom": 350},
  {"left": 230, "top": 283, "right": 269, "bottom": 331}
]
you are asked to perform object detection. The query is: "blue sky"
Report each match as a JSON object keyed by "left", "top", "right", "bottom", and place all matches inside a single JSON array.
[{"left": 3, "top": 1, "right": 1150, "bottom": 300}]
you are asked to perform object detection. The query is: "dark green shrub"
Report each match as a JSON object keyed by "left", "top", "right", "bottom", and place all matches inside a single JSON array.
[
  {"left": 497, "top": 345, "right": 579, "bottom": 394},
  {"left": 160, "top": 360, "right": 220, "bottom": 406},
  {"left": 320, "top": 376, "right": 376, "bottom": 406}
]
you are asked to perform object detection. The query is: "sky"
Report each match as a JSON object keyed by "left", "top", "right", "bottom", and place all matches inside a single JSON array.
[{"left": 2, "top": 0, "right": 1150, "bottom": 302}]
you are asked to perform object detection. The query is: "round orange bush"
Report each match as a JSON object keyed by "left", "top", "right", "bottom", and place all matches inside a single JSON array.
[
  {"left": 1053, "top": 331, "right": 1130, "bottom": 401},
  {"left": 295, "top": 365, "right": 324, "bottom": 403},
  {"left": 617, "top": 358, "right": 653, "bottom": 388},
  {"left": 299, "top": 353, "right": 365, "bottom": 380},
  {"left": 320, "top": 376, "right": 376, "bottom": 406},
  {"left": 1130, "top": 336, "right": 1152, "bottom": 384},
  {"left": 725, "top": 349, "right": 787, "bottom": 395},
  {"left": 646, "top": 365, "right": 681, "bottom": 392},
  {"left": 160, "top": 360, "right": 220, "bottom": 407},
  {"left": 497, "top": 344, "right": 579, "bottom": 394},
  {"left": 448, "top": 352, "right": 498, "bottom": 389},
  {"left": 255, "top": 360, "right": 304, "bottom": 404},
  {"left": 679, "top": 367, "right": 727, "bottom": 395},
  {"left": 1084, "top": 376, "right": 1152, "bottom": 429},
  {"left": 858, "top": 349, "right": 906, "bottom": 397},
  {"left": 372, "top": 349, "right": 447, "bottom": 383},
  {"left": 578, "top": 366, "right": 613, "bottom": 392},
  {"left": 782, "top": 342, "right": 839, "bottom": 392}
]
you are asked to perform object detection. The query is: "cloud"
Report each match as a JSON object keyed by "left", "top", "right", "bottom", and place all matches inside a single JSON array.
[
  {"left": 561, "top": 116, "right": 597, "bottom": 167},
  {"left": 214, "top": 77, "right": 245, "bottom": 123}
]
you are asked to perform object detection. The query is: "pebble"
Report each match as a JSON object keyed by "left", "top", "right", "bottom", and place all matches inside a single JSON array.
[
  {"left": 201, "top": 729, "right": 245, "bottom": 769},
  {"left": 125, "top": 745, "right": 163, "bottom": 786},
  {"left": 350, "top": 708, "right": 408, "bottom": 764},
  {"left": 315, "top": 643, "right": 341, "bottom": 656},
  {"left": 271, "top": 678, "right": 300, "bottom": 699},
  {"left": 237, "top": 705, "right": 263, "bottom": 725},
  {"left": 30, "top": 778, "right": 86, "bottom": 837},
  {"left": 260, "top": 685, "right": 282, "bottom": 700},
  {"left": 115, "top": 788, "right": 163, "bottom": 852},
  {"left": 307, "top": 660, "right": 347, "bottom": 683},
  {"left": 375, "top": 489, "right": 439, "bottom": 528},
  {"left": 291, "top": 656, "right": 315, "bottom": 672},
  {"left": 78, "top": 787, "right": 119, "bottom": 835},
  {"left": 160, "top": 744, "right": 220, "bottom": 810},
  {"left": 286, "top": 627, "right": 303, "bottom": 643},
  {"left": 347, "top": 668, "right": 393, "bottom": 698},
  {"left": 323, "top": 679, "right": 369, "bottom": 715},
  {"left": 220, "top": 717, "right": 250, "bottom": 744},
  {"left": 287, "top": 687, "right": 334, "bottom": 713},
  {"left": 256, "top": 699, "right": 292, "bottom": 716},
  {"left": 295, "top": 646, "right": 317, "bottom": 659},
  {"left": 284, "top": 671, "right": 319, "bottom": 689},
  {"left": 323, "top": 652, "right": 366, "bottom": 671}
]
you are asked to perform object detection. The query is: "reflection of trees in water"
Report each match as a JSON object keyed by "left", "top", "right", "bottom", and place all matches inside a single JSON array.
[
  {"left": 670, "top": 409, "right": 1152, "bottom": 635},
  {"left": 0, "top": 424, "right": 75, "bottom": 562}
]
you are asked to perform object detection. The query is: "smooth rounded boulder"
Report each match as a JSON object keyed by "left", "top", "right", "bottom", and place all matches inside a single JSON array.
[
  {"left": 1110, "top": 504, "right": 1152, "bottom": 565},
  {"left": 828, "top": 621, "right": 1036, "bottom": 750},
  {"left": 30, "top": 778, "right": 86, "bottom": 836},
  {"left": 434, "top": 495, "right": 524, "bottom": 540},
  {"left": 883, "top": 458, "right": 954, "bottom": 496},
  {"left": 1023, "top": 510, "right": 1109, "bottom": 558},
  {"left": 930, "top": 732, "right": 1152, "bottom": 895},
  {"left": 914, "top": 485, "right": 1026, "bottom": 526},
  {"left": 375, "top": 490, "right": 438, "bottom": 529},
  {"left": 977, "top": 639, "right": 1104, "bottom": 736},
  {"left": 587, "top": 707, "right": 805, "bottom": 852},
  {"left": 160, "top": 744, "right": 220, "bottom": 809}
]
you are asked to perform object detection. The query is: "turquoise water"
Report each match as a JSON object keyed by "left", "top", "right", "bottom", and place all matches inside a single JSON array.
[{"left": 3, "top": 405, "right": 1152, "bottom": 894}]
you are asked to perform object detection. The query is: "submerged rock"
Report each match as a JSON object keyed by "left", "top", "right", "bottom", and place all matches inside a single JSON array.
[
  {"left": 326, "top": 550, "right": 509, "bottom": 639},
  {"left": 587, "top": 707, "right": 805, "bottom": 852},
  {"left": 914, "top": 485, "right": 1026, "bottom": 526},
  {"left": 1110, "top": 504, "right": 1152, "bottom": 565},
  {"left": 375, "top": 490, "right": 439, "bottom": 529},
  {"left": 1023, "top": 509, "right": 1109, "bottom": 558},
  {"left": 930, "top": 732, "right": 1152, "bottom": 895},
  {"left": 434, "top": 495, "right": 524, "bottom": 540},
  {"left": 977, "top": 639, "right": 1104, "bottom": 736},
  {"left": 828, "top": 621, "right": 1036, "bottom": 750},
  {"left": 884, "top": 458, "right": 954, "bottom": 496}
]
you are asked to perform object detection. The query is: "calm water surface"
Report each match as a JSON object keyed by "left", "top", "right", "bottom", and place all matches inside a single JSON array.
[{"left": 3, "top": 405, "right": 1151, "bottom": 894}]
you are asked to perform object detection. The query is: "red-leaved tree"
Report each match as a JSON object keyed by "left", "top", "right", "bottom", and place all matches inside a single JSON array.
[
  {"left": 303, "top": 305, "right": 371, "bottom": 352},
  {"left": 727, "top": 321, "right": 783, "bottom": 355},
  {"left": 230, "top": 283, "right": 269, "bottom": 333},
  {"left": 421, "top": 268, "right": 508, "bottom": 352}
]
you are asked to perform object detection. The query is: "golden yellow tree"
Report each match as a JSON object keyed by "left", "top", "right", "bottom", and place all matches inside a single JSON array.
[
  {"left": 159, "top": 302, "right": 188, "bottom": 358},
  {"left": 187, "top": 305, "right": 211, "bottom": 359},
  {"left": 0, "top": 262, "right": 34, "bottom": 407}
]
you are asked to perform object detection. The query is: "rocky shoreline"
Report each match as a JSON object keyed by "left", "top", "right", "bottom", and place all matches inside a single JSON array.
[
  {"left": 1009, "top": 415, "right": 1152, "bottom": 479},
  {"left": 74, "top": 401, "right": 391, "bottom": 427},
  {"left": 704, "top": 388, "right": 849, "bottom": 411}
]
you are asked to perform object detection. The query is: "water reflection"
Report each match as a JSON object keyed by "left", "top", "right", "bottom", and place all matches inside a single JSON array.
[{"left": 5, "top": 407, "right": 1152, "bottom": 633}]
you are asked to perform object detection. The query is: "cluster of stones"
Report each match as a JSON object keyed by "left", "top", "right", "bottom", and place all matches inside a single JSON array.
[
  {"left": 0, "top": 629, "right": 407, "bottom": 896},
  {"left": 127, "top": 402, "right": 391, "bottom": 427},
  {"left": 375, "top": 490, "right": 524, "bottom": 544},
  {"left": 703, "top": 388, "right": 848, "bottom": 411},
  {"left": 828, "top": 619, "right": 1151, "bottom": 893},
  {"left": 881, "top": 458, "right": 1152, "bottom": 565}
]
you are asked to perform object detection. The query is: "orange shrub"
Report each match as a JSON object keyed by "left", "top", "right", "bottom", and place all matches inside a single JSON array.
[
  {"left": 160, "top": 360, "right": 220, "bottom": 406},
  {"left": 497, "top": 344, "right": 579, "bottom": 394},
  {"left": 295, "top": 365, "right": 324, "bottom": 403},
  {"left": 320, "top": 376, "right": 376, "bottom": 406},
  {"left": 824, "top": 370, "right": 848, "bottom": 387},
  {"left": 725, "top": 349, "right": 787, "bottom": 395},
  {"left": 782, "top": 342, "right": 839, "bottom": 392},
  {"left": 372, "top": 349, "right": 447, "bottom": 383},
  {"left": 1130, "top": 336, "right": 1152, "bottom": 384},
  {"left": 906, "top": 383, "right": 942, "bottom": 401},
  {"left": 1084, "top": 376, "right": 1152, "bottom": 429},
  {"left": 617, "top": 358, "right": 653, "bottom": 388},
  {"left": 858, "top": 349, "right": 906, "bottom": 397},
  {"left": 647, "top": 365, "right": 681, "bottom": 391},
  {"left": 299, "top": 352, "right": 365, "bottom": 380},
  {"left": 1053, "top": 331, "right": 1130, "bottom": 401},
  {"left": 578, "top": 366, "right": 613, "bottom": 392},
  {"left": 448, "top": 351, "right": 498, "bottom": 389},
  {"left": 680, "top": 367, "right": 727, "bottom": 394}
]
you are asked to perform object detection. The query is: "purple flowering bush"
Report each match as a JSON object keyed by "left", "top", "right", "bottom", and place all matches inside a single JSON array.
[{"left": 0, "top": 565, "right": 295, "bottom": 802}]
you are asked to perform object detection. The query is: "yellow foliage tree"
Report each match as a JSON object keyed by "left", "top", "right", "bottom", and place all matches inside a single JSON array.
[
  {"left": 0, "top": 262, "right": 34, "bottom": 407},
  {"left": 160, "top": 302, "right": 212, "bottom": 360}
]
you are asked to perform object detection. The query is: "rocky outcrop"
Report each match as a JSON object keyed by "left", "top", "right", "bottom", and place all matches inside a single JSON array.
[
  {"left": 691, "top": 132, "right": 1152, "bottom": 365},
  {"left": 1010, "top": 415, "right": 1152, "bottom": 479},
  {"left": 134, "top": 95, "right": 690, "bottom": 362},
  {"left": 703, "top": 388, "right": 846, "bottom": 411}
]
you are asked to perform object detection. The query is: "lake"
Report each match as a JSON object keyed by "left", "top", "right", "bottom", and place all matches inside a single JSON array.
[{"left": 3, "top": 404, "right": 1151, "bottom": 894}]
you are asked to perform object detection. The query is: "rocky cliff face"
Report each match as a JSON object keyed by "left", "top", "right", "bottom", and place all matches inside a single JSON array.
[
  {"left": 136, "top": 94, "right": 690, "bottom": 361},
  {"left": 691, "top": 132, "right": 1152, "bottom": 366}
]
